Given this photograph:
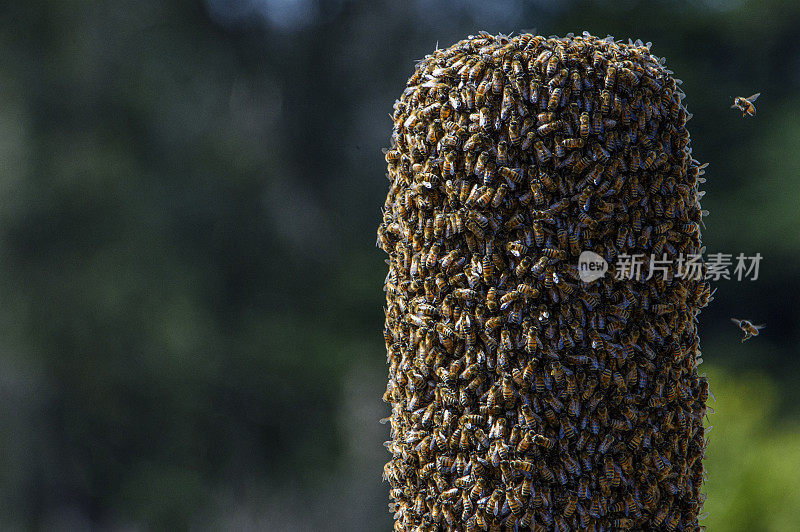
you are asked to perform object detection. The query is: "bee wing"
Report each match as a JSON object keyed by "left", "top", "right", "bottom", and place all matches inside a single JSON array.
[
  {"left": 729, "top": 103, "right": 739, "bottom": 109},
  {"left": 730, "top": 318, "right": 742, "bottom": 326},
  {"left": 747, "top": 92, "right": 761, "bottom": 102},
  {"left": 754, "top": 323, "right": 766, "bottom": 329}
]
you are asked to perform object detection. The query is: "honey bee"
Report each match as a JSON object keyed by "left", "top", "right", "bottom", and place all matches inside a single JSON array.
[
  {"left": 563, "top": 492, "right": 578, "bottom": 517},
  {"left": 534, "top": 141, "right": 552, "bottom": 163},
  {"left": 549, "top": 67, "right": 568, "bottom": 89},
  {"left": 492, "top": 68, "right": 504, "bottom": 94},
  {"left": 461, "top": 86, "right": 476, "bottom": 110},
  {"left": 478, "top": 106, "right": 491, "bottom": 130},
  {"left": 488, "top": 488, "right": 504, "bottom": 516},
  {"left": 501, "top": 86, "right": 515, "bottom": 121},
  {"left": 600, "top": 89, "right": 612, "bottom": 114},
  {"left": 504, "top": 212, "right": 526, "bottom": 231},
  {"left": 499, "top": 375, "right": 516, "bottom": 404},
  {"left": 533, "top": 433, "right": 554, "bottom": 450},
  {"left": 571, "top": 70, "right": 582, "bottom": 95},
  {"left": 561, "top": 137, "right": 583, "bottom": 149},
  {"left": 491, "top": 183, "right": 508, "bottom": 208},
  {"left": 508, "top": 118, "right": 521, "bottom": 145},
  {"left": 467, "top": 59, "right": 485, "bottom": 82},
  {"left": 538, "top": 460, "right": 555, "bottom": 483},
  {"left": 731, "top": 318, "right": 765, "bottom": 342},
  {"left": 548, "top": 87, "right": 562, "bottom": 111},
  {"left": 730, "top": 92, "right": 760, "bottom": 117},
  {"left": 496, "top": 139, "right": 509, "bottom": 165},
  {"left": 546, "top": 53, "right": 559, "bottom": 77},
  {"left": 537, "top": 118, "right": 563, "bottom": 136},
  {"left": 499, "top": 166, "right": 524, "bottom": 184}
]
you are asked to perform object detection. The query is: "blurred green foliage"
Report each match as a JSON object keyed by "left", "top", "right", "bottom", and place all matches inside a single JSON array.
[
  {"left": 0, "top": 0, "right": 797, "bottom": 530},
  {"left": 703, "top": 366, "right": 800, "bottom": 531}
]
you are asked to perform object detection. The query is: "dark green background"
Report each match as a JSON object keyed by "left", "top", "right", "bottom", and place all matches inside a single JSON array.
[{"left": 0, "top": 1, "right": 798, "bottom": 530}]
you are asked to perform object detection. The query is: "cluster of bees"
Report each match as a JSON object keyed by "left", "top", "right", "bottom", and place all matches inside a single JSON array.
[{"left": 377, "top": 31, "right": 712, "bottom": 531}]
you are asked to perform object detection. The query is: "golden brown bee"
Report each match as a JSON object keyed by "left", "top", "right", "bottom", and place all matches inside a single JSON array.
[
  {"left": 731, "top": 92, "right": 760, "bottom": 117},
  {"left": 478, "top": 106, "right": 491, "bottom": 130},
  {"left": 548, "top": 67, "right": 568, "bottom": 89},
  {"left": 487, "top": 487, "right": 504, "bottom": 514},
  {"left": 501, "top": 85, "right": 515, "bottom": 121},
  {"left": 492, "top": 68, "right": 504, "bottom": 94},
  {"left": 548, "top": 87, "right": 562, "bottom": 111},
  {"left": 499, "top": 166, "right": 524, "bottom": 184},
  {"left": 491, "top": 183, "right": 508, "bottom": 208},
  {"left": 533, "top": 433, "right": 554, "bottom": 450},
  {"left": 504, "top": 212, "right": 526, "bottom": 231},
  {"left": 571, "top": 70, "right": 582, "bottom": 95},
  {"left": 442, "top": 150, "right": 457, "bottom": 176},
  {"left": 533, "top": 141, "right": 551, "bottom": 162},
  {"left": 561, "top": 137, "right": 584, "bottom": 149},
  {"left": 731, "top": 318, "right": 765, "bottom": 342},
  {"left": 537, "top": 118, "right": 563, "bottom": 136},
  {"left": 600, "top": 89, "right": 612, "bottom": 114},
  {"left": 496, "top": 139, "right": 509, "bottom": 165},
  {"left": 511, "top": 459, "right": 535, "bottom": 474},
  {"left": 546, "top": 53, "right": 559, "bottom": 77},
  {"left": 508, "top": 118, "right": 521, "bottom": 145},
  {"left": 501, "top": 375, "right": 516, "bottom": 403}
]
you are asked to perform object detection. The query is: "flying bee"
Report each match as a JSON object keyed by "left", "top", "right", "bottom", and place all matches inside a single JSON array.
[
  {"left": 731, "top": 318, "right": 765, "bottom": 342},
  {"left": 731, "top": 92, "right": 760, "bottom": 117}
]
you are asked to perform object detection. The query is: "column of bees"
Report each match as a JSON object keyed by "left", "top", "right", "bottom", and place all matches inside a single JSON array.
[{"left": 377, "top": 32, "right": 712, "bottom": 532}]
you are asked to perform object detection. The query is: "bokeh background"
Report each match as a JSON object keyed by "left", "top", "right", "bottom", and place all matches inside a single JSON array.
[{"left": 0, "top": 0, "right": 798, "bottom": 530}]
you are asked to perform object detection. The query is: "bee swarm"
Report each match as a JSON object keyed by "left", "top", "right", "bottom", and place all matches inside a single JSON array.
[{"left": 378, "top": 32, "right": 711, "bottom": 531}]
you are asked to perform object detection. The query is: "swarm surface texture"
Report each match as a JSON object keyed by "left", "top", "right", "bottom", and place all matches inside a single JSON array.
[{"left": 377, "top": 32, "right": 711, "bottom": 532}]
